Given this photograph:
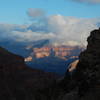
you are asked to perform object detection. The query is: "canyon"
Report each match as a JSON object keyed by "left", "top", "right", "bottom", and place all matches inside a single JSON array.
[
  {"left": 0, "top": 28, "right": 100, "bottom": 100},
  {"left": 25, "top": 46, "right": 83, "bottom": 61},
  {"left": 25, "top": 45, "right": 83, "bottom": 75}
]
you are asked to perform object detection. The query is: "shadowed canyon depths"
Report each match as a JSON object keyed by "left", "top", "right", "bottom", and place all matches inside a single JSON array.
[{"left": 25, "top": 45, "right": 82, "bottom": 75}]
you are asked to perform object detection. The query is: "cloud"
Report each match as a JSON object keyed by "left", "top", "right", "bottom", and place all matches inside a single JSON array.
[
  {"left": 0, "top": 15, "right": 99, "bottom": 46},
  {"left": 71, "top": 0, "right": 100, "bottom": 4},
  {"left": 12, "top": 30, "right": 55, "bottom": 42},
  {"left": 27, "top": 8, "right": 46, "bottom": 18},
  {"left": 27, "top": 19, "right": 49, "bottom": 32},
  {"left": 0, "top": 24, "right": 28, "bottom": 41},
  {"left": 47, "top": 15, "right": 99, "bottom": 46},
  {"left": 0, "top": 23, "right": 54, "bottom": 42}
]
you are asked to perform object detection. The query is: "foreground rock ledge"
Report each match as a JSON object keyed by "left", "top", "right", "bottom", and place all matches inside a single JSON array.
[
  {"left": 58, "top": 28, "right": 100, "bottom": 100},
  {"left": 44, "top": 28, "right": 100, "bottom": 100}
]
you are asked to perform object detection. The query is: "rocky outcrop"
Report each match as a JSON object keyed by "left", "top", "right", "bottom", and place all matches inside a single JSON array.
[
  {"left": 68, "top": 60, "right": 79, "bottom": 72},
  {"left": 25, "top": 46, "right": 82, "bottom": 60},
  {"left": 46, "top": 28, "right": 100, "bottom": 100},
  {"left": 74, "top": 28, "right": 100, "bottom": 96},
  {"left": 61, "top": 28, "right": 100, "bottom": 100},
  {"left": 0, "top": 47, "right": 58, "bottom": 100}
]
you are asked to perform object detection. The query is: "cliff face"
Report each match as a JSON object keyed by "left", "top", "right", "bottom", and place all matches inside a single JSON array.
[
  {"left": 0, "top": 47, "right": 26, "bottom": 99},
  {"left": 46, "top": 28, "right": 100, "bottom": 100},
  {"left": 0, "top": 47, "right": 57, "bottom": 100},
  {"left": 25, "top": 46, "right": 82, "bottom": 61},
  {"left": 75, "top": 28, "right": 100, "bottom": 93},
  {"left": 25, "top": 46, "right": 81, "bottom": 75},
  {"left": 59, "top": 28, "right": 100, "bottom": 100}
]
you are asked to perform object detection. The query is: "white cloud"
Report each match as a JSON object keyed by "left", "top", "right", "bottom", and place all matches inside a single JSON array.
[
  {"left": 12, "top": 30, "right": 55, "bottom": 42},
  {"left": 47, "top": 15, "right": 99, "bottom": 46},
  {"left": 0, "top": 15, "right": 99, "bottom": 46}
]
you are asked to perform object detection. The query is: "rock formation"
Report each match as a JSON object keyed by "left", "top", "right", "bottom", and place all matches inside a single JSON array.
[
  {"left": 75, "top": 28, "right": 100, "bottom": 99},
  {"left": 0, "top": 47, "right": 58, "bottom": 100},
  {"left": 25, "top": 46, "right": 82, "bottom": 60},
  {"left": 57, "top": 28, "right": 100, "bottom": 100},
  {"left": 68, "top": 59, "right": 79, "bottom": 72},
  {"left": 43, "top": 28, "right": 100, "bottom": 100}
]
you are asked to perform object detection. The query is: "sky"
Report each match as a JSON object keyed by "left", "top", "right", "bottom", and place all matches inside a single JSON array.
[
  {"left": 0, "top": 0, "right": 100, "bottom": 46},
  {"left": 0, "top": 0, "right": 100, "bottom": 24}
]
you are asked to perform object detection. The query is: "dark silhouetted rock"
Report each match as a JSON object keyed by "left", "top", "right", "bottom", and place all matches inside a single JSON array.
[
  {"left": 0, "top": 47, "right": 58, "bottom": 100},
  {"left": 46, "top": 28, "right": 100, "bottom": 100},
  {"left": 62, "top": 28, "right": 100, "bottom": 100}
]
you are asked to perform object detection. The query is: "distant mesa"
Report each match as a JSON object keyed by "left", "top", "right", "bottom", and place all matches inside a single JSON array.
[{"left": 25, "top": 45, "right": 83, "bottom": 61}]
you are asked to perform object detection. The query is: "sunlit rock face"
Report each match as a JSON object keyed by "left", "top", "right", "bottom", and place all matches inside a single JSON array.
[
  {"left": 33, "top": 46, "right": 81, "bottom": 59},
  {"left": 24, "top": 45, "right": 82, "bottom": 75},
  {"left": 68, "top": 60, "right": 79, "bottom": 72},
  {"left": 25, "top": 56, "right": 33, "bottom": 62},
  {"left": 25, "top": 46, "right": 82, "bottom": 60},
  {"left": 33, "top": 46, "right": 71, "bottom": 59}
]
